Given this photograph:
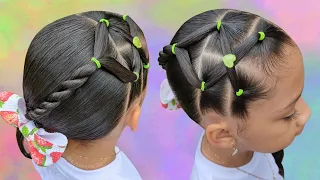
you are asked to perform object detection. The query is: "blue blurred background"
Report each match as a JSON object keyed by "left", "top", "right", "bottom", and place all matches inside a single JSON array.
[{"left": 0, "top": 0, "right": 319, "bottom": 179}]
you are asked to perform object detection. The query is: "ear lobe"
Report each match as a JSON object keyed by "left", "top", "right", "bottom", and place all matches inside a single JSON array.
[
  {"left": 128, "top": 105, "right": 141, "bottom": 132},
  {"left": 205, "top": 124, "right": 234, "bottom": 149}
]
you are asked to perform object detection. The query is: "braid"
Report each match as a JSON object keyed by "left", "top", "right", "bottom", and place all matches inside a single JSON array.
[
  {"left": 27, "top": 63, "right": 97, "bottom": 119},
  {"left": 26, "top": 15, "right": 144, "bottom": 120},
  {"left": 27, "top": 20, "right": 109, "bottom": 120}
]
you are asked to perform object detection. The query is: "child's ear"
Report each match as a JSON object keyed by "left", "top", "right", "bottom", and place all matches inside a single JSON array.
[
  {"left": 127, "top": 104, "right": 141, "bottom": 132},
  {"left": 205, "top": 123, "right": 234, "bottom": 149}
]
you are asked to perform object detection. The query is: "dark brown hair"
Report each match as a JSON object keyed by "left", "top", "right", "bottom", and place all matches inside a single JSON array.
[
  {"left": 18, "top": 11, "right": 149, "bottom": 158},
  {"left": 159, "top": 9, "right": 295, "bottom": 123}
]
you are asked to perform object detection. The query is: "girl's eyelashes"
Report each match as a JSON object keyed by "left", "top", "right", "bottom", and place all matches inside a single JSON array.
[{"left": 283, "top": 111, "right": 299, "bottom": 121}]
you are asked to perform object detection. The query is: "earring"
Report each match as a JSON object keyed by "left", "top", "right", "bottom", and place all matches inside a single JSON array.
[{"left": 231, "top": 142, "right": 238, "bottom": 156}]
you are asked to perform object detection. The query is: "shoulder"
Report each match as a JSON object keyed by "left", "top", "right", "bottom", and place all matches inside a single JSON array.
[
  {"left": 191, "top": 164, "right": 212, "bottom": 180},
  {"left": 116, "top": 151, "right": 142, "bottom": 180}
]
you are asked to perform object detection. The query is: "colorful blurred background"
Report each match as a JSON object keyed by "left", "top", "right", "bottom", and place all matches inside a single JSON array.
[{"left": 0, "top": 0, "right": 319, "bottom": 179}]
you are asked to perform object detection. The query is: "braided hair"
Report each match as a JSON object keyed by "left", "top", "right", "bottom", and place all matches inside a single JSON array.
[
  {"left": 158, "top": 9, "right": 295, "bottom": 122},
  {"left": 19, "top": 11, "right": 149, "bottom": 158}
]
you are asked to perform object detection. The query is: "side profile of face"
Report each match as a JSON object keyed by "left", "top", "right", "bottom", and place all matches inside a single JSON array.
[{"left": 204, "top": 45, "right": 311, "bottom": 153}]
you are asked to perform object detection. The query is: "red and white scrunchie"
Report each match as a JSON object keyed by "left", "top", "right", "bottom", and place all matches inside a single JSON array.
[
  {"left": 160, "top": 79, "right": 181, "bottom": 110},
  {"left": 0, "top": 92, "right": 68, "bottom": 167}
]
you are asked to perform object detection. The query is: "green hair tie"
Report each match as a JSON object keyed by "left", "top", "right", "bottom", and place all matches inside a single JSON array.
[
  {"left": 258, "top": 32, "right": 265, "bottom": 41},
  {"left": 143, "top": 63, "right": 150, "bottom": 69},
  {"left": 99, "top": 19, "right": 110, "bottom": 27},
  {"left": 201, "top": 81, "right": 205, "bottom": 91},
  {"left": 133, "top": 36, "right": 142, "bottom": 49},
  {"left": 133, "top": 72, "right": 139, "bottom": 82},
  {"left": 123, "top": 14, "right": 128, "bottom": 21},
  {"left": 91, "top": 57, "right": 101, "bottom": 69},
  {"left": 217, "top": 21, "right": 222, "bottom": 31},
  {"left": 222, "top": 54, "right": 237, "bottom": 68},
  {"left": 236, "top": 89, "right": 244, "bottom": 96},
  {"left": 172, "top": 43, "right": 177, "bottom": 54}
]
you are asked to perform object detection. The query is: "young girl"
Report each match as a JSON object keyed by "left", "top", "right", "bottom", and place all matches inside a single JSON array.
[
  {"left": 0, "top": 11, "right": 149, "bottom": 180},
  {"left": 159, "top": 9, "right": 311, "bottom": 180}
]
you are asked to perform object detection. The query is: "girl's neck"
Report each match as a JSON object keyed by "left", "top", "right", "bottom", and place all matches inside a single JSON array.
[
  {"left": 63, "top": 139, "right": 118, "bottom": 170},
  {"left": 201, "top": 135, "right": 254, "bottom": 167}
]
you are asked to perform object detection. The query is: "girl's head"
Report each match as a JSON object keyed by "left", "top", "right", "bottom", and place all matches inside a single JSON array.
[
  {"left": 19, "top": 11, "right": 149, "bottom": 156},
  {"left": 159, "top": 9, "right": 311, "bottom": 153}
]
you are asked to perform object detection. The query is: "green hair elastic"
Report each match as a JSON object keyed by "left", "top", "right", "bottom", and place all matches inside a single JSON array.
[
  {"left": 258, "top": 31, "right": 265, "bottom": 41},
  {"left": 217, "top": 21, "right": 222, "bottom": 31},
  {"left": 143, "top": 63, "right": 150, "bottom": 69},
  {"left": 236, "top": 89, "right": 244, "bottom": 96},
  {"left": 171, "top": 43, "right": 177, "bottom": 54},
  {"left": 133, "top": 36, "right": 142, "bottom": 49},
  {"left": 91, "top": 57, "right": 101, "bottom": 69},
  {"left": 123, "top": 14, "right": 128, "bottom": 21},
  {"left": 222, "top": 54, "right": 237, "bottom": 68},
  {"left": 133, "top": 72, "right": 139, "bottom": 82},
  {"left": 201, "top": 81, "right": 205, "bottom": 91},
  {"left": 99, "top": 18, "right": 110, "bottom": 27}
]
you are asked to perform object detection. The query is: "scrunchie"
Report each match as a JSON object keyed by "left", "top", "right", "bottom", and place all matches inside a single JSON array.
[
  {"left": 160, "top": 79, "right": 181, "bottom": 110},
  {"left": 0, "top": 92, "right": 68, "bottom": 167}
]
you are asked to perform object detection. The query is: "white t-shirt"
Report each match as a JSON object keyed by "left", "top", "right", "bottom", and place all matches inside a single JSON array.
[
  {"left": 191, "top": 133, "right": 284, "bottom": 180},
  {"left": 33, "top": 147, "right": 142, "bottom": 180}
]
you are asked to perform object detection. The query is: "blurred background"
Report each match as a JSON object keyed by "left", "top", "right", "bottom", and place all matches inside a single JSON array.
[{"left": 0, "top": 0, "right": 319, "bottom": 179}]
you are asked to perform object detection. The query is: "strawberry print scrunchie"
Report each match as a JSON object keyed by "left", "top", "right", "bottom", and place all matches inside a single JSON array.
[
  {"left": 0, "top": 92, "right": 68, "bottom": 167},
  {"left": 160, "top": 79, "right": 181, "bottom": 110}
]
